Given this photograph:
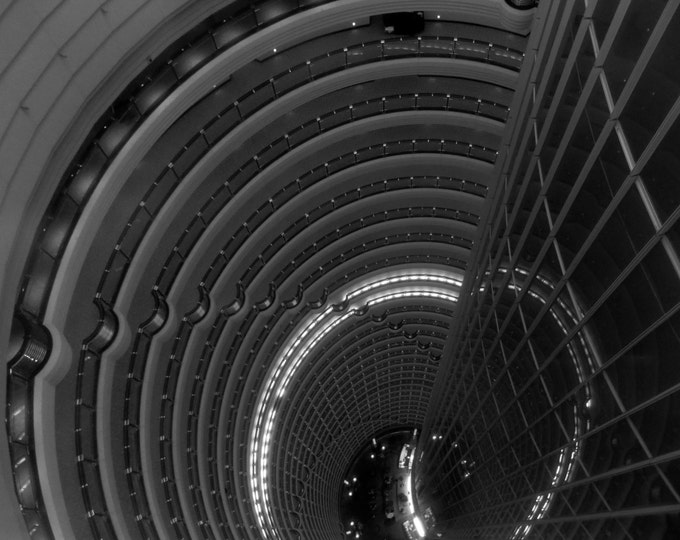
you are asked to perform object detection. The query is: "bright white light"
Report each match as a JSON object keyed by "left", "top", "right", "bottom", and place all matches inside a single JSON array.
[
  {"left": 414, "top": 516, "right": 426, "bottom": 537},
  {"left": 402, "top": 472, "right": 415, "bottom": 514}
]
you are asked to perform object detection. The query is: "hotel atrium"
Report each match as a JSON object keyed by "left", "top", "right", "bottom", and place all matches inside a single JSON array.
[{"left": 1, "top": 0, "right": 680, "bottom": 538}]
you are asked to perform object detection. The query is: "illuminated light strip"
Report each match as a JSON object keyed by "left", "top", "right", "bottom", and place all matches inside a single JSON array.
[
  {"left": 248, "top": 270, "right": 462, "bottom": 539},
  {"left": 497, "top": 269, "right": 593, "bottom": 540}
]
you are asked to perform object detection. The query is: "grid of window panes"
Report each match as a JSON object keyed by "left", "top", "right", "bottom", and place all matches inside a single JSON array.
[{"left": 419, "top": 1, "right": 680, "bottom": 539}]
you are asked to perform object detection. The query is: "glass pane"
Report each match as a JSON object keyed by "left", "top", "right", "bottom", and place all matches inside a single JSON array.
[
  {"left": 640, "top": 115, "right": 680, "bottom": 222},
  {"left": 591, "top": 254, "right": 663, "bottom": 359},
  {"left": 602, "top": 2, "right": 668, "bottom": 103}
]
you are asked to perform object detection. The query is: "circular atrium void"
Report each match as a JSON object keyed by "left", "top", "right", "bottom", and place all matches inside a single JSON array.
[{"left": 250, "top": 268, "right": 462, "bottom": 538}]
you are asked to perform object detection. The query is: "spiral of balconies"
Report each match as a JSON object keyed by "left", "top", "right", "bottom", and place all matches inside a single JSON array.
[
  {"left": 3, "top": 1, "right": 680, "bottom": 540},
  {"left": 2, "top": 1, "right": 532, "bottom": 539}
]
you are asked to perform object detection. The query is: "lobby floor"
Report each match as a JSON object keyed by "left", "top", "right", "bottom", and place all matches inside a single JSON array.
[{"left": 339, "top": 430, "right": 420, "bottom": 540}]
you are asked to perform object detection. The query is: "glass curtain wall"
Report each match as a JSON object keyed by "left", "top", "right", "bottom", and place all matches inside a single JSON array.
[{"left": 418, "top": 1, "right": 680, "bottom": 538}]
